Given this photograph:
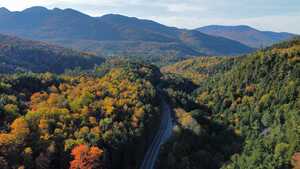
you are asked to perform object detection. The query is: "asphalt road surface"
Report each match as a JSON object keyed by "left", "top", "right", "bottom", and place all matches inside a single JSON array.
[{"left": 139, "top": 99, "right": 173, "bottom": 169}]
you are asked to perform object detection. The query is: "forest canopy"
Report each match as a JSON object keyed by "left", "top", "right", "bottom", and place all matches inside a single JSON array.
[{"left": 0, "top": 63, "right": 162, "bottom": 169}]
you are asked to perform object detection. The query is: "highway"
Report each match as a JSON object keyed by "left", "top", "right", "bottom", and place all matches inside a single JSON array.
[{"left": 139, "top": 99, "right": 173, "bottom": 169}]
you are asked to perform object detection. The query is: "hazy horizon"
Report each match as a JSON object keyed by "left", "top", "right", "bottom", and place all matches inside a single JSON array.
[{"left": 0, "top": 0, "right": 299, "bottom": 34}]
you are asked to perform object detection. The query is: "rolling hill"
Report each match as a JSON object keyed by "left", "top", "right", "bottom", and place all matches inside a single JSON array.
[
  {"left": 0, "top": 7, "right": 253, "bottom": 64},
  {"left": 0, "top": 34, "right": 104, "bottom": 73},
  {"left": 197, "top": 25, "right": 296, "bottom": 48}
]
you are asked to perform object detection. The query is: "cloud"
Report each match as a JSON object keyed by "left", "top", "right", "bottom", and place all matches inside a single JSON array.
[
  {"left": 166, "top": 3, "right": 206, "bottom": 13},
  {"left": 0, "top": 0, "right": 52, "bottom": 10},
  {"left": 150, "top": 14, "right": 300, "bottom": 34}
]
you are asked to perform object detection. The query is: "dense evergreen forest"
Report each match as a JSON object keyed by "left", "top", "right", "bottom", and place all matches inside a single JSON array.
[
  {"left": 0, "top": 36, "right": 299, "bottom": 169},
  {"left": 156, "top": 37, "right": 300, "bottom": 169}
]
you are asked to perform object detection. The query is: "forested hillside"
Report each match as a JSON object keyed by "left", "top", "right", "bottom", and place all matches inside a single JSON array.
[
  {"left": 156, "top": 38, "right": 300, "bottom": 169},
  {"left": 0, "top": 63, "right": 163, "bottom": 169},
  {"left": 161, "top": 57, "right": 239, "bottom": 84},
  {"left": 0, "top": 34, "right": 104, "bottom": 73}
]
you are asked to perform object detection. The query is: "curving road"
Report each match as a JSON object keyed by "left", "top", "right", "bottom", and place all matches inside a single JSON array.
[{"left": 139, "top": 99, "right": 173, "bottom": 169}]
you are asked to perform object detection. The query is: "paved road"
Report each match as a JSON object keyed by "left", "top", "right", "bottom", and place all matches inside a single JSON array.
[{"left": 139, "top": 99, "right": 173, "bottom": 169}]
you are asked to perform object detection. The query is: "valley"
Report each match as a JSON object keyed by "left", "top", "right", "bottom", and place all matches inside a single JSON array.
[
  {"left": 0, "top": 4, "right": 299, "bottom": 169},
  {"left": 1, "top": 38, "right": 299, "bottom": 169}
]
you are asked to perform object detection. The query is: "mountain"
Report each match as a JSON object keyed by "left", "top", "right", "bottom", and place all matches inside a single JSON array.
[
  {"left": 0, "top": 7, "right": 253, "bottom": 64},
  {"left": 0, "top": 33, "right": 104, "bottom": 73},
  {"left": 196, "top": 25, "right": 296, "bottom": 48}
]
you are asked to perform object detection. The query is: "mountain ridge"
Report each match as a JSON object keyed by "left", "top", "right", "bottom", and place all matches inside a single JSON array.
[
  {"left": 196, "top": 25, "right": 296, "bottom": 48},
  {"left": 0, "top": 6, "right": 254, "bottom": 64}
]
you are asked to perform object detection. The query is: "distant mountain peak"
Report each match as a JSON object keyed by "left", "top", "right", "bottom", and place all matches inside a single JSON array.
[
  {"left": 200, "top": 25, "right": 256, "bottom": 31},
  {"left": 101, "top": 13, "right": 128, "bottom": 18},
  {"left": 207, "top": 25, "right": 251, "bottom": 28},
  {"left": 0, "top": 7, "right": 10, "bottom": 14},
  {"left": 0, "top": 7, "right": 9, "bottom": 11},
  {"left": 197, "top": 25, "right": 296, "bottom": 48},
  {"left": 19, "top": 6, "right": 89, "bottom": 19},
  {"left": 227, "top": 25, "right": 255, "bottom": 30},
  {"left": 100, "top": 14, "right": 143, "bottom": 23},
  {"left": 60, "top": 8, "right": 89, "bottom": 16},
  {"left": 22, "top": 6, "right": 49, "bottom": 13}
]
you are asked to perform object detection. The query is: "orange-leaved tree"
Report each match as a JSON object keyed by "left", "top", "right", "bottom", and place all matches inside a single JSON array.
[{"left": 70, "top": 144, "right": 104, "bottom": 169}]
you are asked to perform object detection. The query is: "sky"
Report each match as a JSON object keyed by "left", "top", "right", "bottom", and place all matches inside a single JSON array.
[{"left": 0, "top": 0, "right": 299, "bottom": 34}]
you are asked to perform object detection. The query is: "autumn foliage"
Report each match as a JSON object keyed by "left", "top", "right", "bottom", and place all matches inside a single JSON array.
[
  {"left": 70, "top": 144, "right": 104, "bottom": 169},
  {"left": 0, "top": 63, "right": 160, "bottom": 169}
]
